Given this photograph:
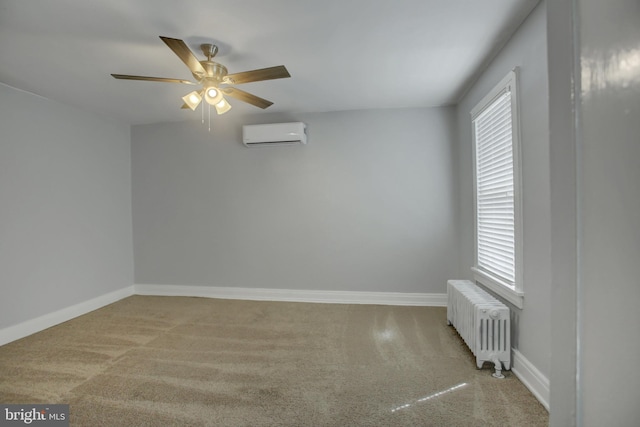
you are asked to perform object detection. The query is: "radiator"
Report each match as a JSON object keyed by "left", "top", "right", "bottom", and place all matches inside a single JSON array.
[{"left": 446, "top": 279, "right": 511, "bottom": 378}]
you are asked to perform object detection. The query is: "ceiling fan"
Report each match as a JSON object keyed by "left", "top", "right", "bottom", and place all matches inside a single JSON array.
[{"left": 112, "top": 36, "right": 290, "bottom": 115}]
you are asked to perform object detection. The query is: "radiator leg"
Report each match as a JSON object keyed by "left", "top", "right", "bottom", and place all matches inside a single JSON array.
[{"left": 491, "top": 355, "right": 505, "bottom": 379}]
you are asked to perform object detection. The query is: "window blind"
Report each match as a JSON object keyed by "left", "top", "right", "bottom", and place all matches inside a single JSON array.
[{"left": 474, "top": 90, "right": 515, "bottom": 286}]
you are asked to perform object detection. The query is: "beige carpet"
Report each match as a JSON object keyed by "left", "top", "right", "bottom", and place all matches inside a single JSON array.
[{"left": 0, "top": 296, "right": 548, "bottom": 426}]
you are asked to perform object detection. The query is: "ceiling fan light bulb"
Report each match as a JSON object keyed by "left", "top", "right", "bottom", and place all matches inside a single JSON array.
[
  {"left": 215, "top": 98, "right": 232, "bottom": 115},
  {"left": 181, "top": 90, "right": 202, "bottom": 111},
  {"left": 204, "top": 87, "right": 223, "bottom": 105}
]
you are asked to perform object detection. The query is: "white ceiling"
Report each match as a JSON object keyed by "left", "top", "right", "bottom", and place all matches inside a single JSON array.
[{"left": 0, "top": 0, "right": 539, "bottom": 125}]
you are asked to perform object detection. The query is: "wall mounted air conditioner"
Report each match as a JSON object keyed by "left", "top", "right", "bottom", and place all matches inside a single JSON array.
[{"left": 242, "top": 122, "right": 307, "bottom": 147}]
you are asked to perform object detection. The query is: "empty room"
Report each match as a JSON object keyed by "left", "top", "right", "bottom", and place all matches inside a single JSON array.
[{"left": 1, "top": 0, "right": 638, "bottom": 426}]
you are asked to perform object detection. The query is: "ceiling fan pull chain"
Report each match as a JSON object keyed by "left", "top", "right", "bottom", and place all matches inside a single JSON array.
[
  {"left": 201, "top": 100, "right": 204, "bottom": 124},
  {"left": 208, "top": 103, "right": 211, "bottom": 132}
]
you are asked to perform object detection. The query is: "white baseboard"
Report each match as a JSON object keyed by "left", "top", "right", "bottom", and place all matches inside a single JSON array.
[
  {"left": 134, "top": 284, "right": 447, "bottom": 307},
  {"left": 511, "top": 348, "right": 550, "bottom": 411},
  {"left": 0, "top": 284, "right": 445, "bottom": 347},
  {"left": 0, "top": 286, "right": 135, "bottom": 346}
]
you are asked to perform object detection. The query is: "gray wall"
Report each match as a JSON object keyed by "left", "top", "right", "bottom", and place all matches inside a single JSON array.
[
  {"left": 132, "top": 108, "right": 459, "bottom": 293},
  {"left": 456, "top": 1, "right": 550, "bottom": 379},
  {"left": 577, "top": 0, "right": 640, "bottom": 424},
  {"left": 0, "top": 83, "right": 134, "bottom": 329},
  {"left": 547, "top": 0, "right": 578, "bottom": 423},
  {"left": 548, "top": 0, "right": 640, "bottom": 424}
]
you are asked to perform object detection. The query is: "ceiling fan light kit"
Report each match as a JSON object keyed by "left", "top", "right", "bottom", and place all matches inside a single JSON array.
[
  {"left": 111, "top": 36, "right": 290, "bottom": 128},
  {"left": 204, "top": 87, "right": 223, "bottom": 106},
  {"left": 214, "top": 98, "right": 232, "bottom": 115},
  {"left": 182, "top": 90, "right": 202, "bottom": 111}
]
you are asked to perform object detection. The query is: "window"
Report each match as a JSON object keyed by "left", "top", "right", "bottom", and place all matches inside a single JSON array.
[{"left": 471, "top": 69, "right": 523, "bottom": 308}]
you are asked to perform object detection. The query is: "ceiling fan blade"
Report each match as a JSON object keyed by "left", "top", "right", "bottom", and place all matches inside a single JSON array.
[
  {"left": 111, "top": 74, "right": 196, "bottom": 85},
  {"left": 159, "top": 36, "right": 207, "bottom": 77},
  {"left": 222, "top": 87, "right": 273, "bottom": 109},
  {"left": 224, "top": 65, "right": 290, "bottom": 85}
]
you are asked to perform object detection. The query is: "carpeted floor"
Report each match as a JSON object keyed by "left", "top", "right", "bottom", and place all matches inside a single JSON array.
[{"left": 0, "top": 296, "right": 548, "bottom": 426}]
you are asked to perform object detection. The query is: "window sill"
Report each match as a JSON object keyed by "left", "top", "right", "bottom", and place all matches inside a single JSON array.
[{"left": 471, "top": 267, "right": 524, "bottom": 309}]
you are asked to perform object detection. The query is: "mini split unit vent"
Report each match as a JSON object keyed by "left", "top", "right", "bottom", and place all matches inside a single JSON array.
[{"left": 242, "top": 122, "right": 307, "bottom": 147}]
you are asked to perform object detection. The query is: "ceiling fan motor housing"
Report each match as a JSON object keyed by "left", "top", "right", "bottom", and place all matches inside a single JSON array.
[{"left": 196, "top": 61, "right": 228, "bottom": 87}]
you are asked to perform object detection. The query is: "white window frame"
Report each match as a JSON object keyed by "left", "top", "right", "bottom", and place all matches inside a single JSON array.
[{"left": 470, "top": 68, "right": 524, "bottom": 308}]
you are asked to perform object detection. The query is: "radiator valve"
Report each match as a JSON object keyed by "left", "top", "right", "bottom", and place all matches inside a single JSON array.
[{"left": 491, "top": 355, "right": 505, "bottom": 379}]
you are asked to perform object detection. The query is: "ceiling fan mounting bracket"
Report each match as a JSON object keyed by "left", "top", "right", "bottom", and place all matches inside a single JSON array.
[{"left": 201, "top": 44, "right": 219, "bottom": 60}]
